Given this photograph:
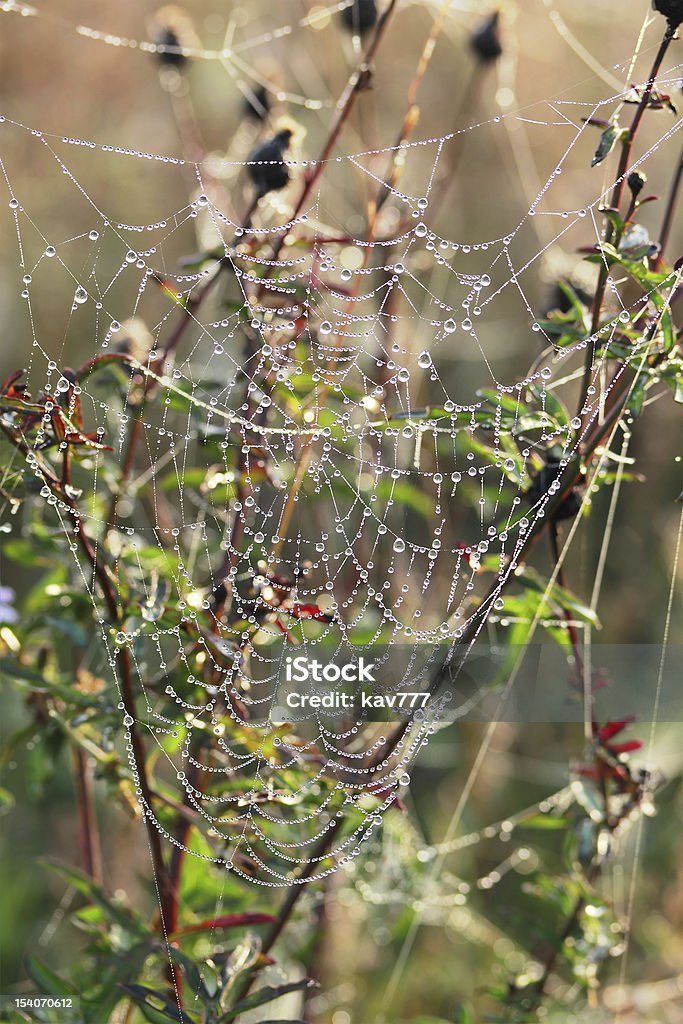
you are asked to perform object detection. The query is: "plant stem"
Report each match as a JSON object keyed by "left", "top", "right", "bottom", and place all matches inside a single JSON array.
[
  {"left": 657, "top": 138, "right": 683, "bottom": 265},
  {"left": 107, "top": 197, "right": 259, "bottom": 534},
  {"left": 266, "top": 0, "right": 399, "bottom": 268},
  {"left": 71, "top": 747, "right": 103, "bottom": 884},
  {"left": 116, "top": 644, "right": 173, "bottom": 923},
  {"left": 549, "top": 521, "right": 585, "bottom": 688},
  {"left": 228, "top": 829, "right": 334, "bottom": 1010},
  {"left": 577, "top": 23, "right": 676, "bottom": 416}
]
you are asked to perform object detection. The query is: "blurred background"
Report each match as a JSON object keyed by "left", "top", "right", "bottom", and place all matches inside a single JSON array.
[{"left": 1, "top": 1, "right": 682, "bottom": 1021}]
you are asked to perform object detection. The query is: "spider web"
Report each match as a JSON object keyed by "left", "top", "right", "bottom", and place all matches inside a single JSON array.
[{"left": 0, "top": 0, "right": 681, "bottom": 1013}]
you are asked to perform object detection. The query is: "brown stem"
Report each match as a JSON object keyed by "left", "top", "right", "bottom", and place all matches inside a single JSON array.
[
  {"left": 71, "top": 747, "right": 103, "bottom": 884},
  {"left": 549, "top": 521, "right": 585, "bottom": 688},
  {"left": 374, "top": 0, "right": 461, "bottom": 217},
  {"left": 372, "top": 363, "right": 646, "bottom": 773},
  {"left": 578, "top": 24, "right": 676, "bottom": 415},
  {"left": 2, "top": 421, "right": 174, "bottom": 931},
  {"left": 657, "top": 139, "right": 683, "bottom": 266},
  {"left": 528, "top": 862, "right": 600, "bottom": 1005},
  {"left": 107, "top": 197, "right": 259, "bottom": 534},
  {"left": 116, "top": 644, "right": 173, "bottom": 924},
  {"left": 220, "top": 4, "right": 400, "bottom": 578},
  {"left": 167, "top": 761, "right": 202, "bottom": 937},
  {"left": 265, "top": 0, "right": 400, "bottom": 269},
  {"left": 228, "top": 829, "right": 334, "bottom": 1010}
]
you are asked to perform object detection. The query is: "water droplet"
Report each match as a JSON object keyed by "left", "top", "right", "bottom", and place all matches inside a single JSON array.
[
  {"left": 8, "top": 198, "right": 19, "bottom": 210},
  {"left": 503, "top": 458, "right": 516, "bottom": 472},
  {"left": 89, "top": 229, "right": 100, "bottom": 241},
  {"left": 74, "top": 286, "right": 88, "bottom": 304},
  {"left": 45, "top": 245, "right": 56, "bottom": 258},
  {"left": 110, "top": 320, "right": 121, "bottom": 333},
  {"left": 444, "top": 318, "right": 457, "bottom": 334},
  {"left": 393, "top": 537, "right": 406, "bottom": 553},
  {"left": 417, "top": 350, "right": 432, "bottom": 369},
  {"left": 415, "top": 222, "right": 427, "bottom": 238},
  {"left": 320, "top": 321, "right": 332, "bottom": 335}
]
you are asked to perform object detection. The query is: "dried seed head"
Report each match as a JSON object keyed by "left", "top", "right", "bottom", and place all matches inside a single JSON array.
[
  {"left": 339, "top": 0, "right": 378, "bottom": 35},
  {"left": 469, "top": 11, "right": 503, "bottom": 63},
  {"left": 150, "top": 7, "right": 196, "bottom": 70},
  {"left": 652, "top": 0, "right": 683, "bottom": 26},
  {"left": 242, "top": 83, "right": 271, "bottom": 123},
  {"left": 247, "top": 129, "right": 294, "bottom": 197},
  {"left": 153, "top": 26, "right": 186, "bottom": 68},
  {"left": 627, "top": 170, "right": 647, "bottom": 199}
]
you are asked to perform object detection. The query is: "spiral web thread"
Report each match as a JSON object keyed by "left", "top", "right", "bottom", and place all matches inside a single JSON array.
[{"left": 0, "top": 6, "right": 680, "bottom": 984}]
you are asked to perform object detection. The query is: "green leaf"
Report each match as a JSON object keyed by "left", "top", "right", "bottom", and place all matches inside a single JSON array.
[
  {"left": 516, "top": 566, "right": 600, "bottom": 627},
  {"left": 219, "top": 980, "right": 315, "bottom": 1022},
  {"left": 120, "top": 984, "right": 196, "bottom": 1024},
  {"left": 24, "top": 954, "right": 78, "bottom": 997},
  {"left": 40, "top": 861, "right": 147, "bottom": 936},
  {"left": 599, "top": 206, "right": 625, "bottom": 236},
  {"left": 412, "top": 1019, "right": 461, "bottom": 1024},
  {"left": 518, "top": 814, "right": 569, "bottom": 830},
  {"left": 591, "top": 122, "right": 627, "bottom": 167},
  {"left": 528, "top": 384, "right": 570, "bottom": 427},
  {"left": 162, "top": 948, "right": 211, "bottom": 1004},
  {"left": 0, "top": 784, "right": 15, "bottom": 810}
]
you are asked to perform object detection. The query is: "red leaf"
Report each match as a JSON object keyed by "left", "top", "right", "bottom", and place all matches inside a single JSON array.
[
  {"left": 289, "top": 603, "right": 333, "bottom": 623},
  {"left": 172, "top": 912, "right": 275, "bottom": 937},
  {"left": 597, "top": 717, "right": 635, "bottom": 742},
  {"left": 606, "top": 739, "right": 643, "bottom": 755},
  {"left": 455, "top": 542, "right": 474, "bottom": 567}
]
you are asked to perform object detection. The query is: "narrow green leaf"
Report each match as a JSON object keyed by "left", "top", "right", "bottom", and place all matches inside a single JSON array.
[
  {"left": 518, "top": 814, "right": 569, "bottom": 830},
  {"left": 24, "top": 954, "right": 77, "bottom": 997},
  {"left": 219, "top": 980, "right": 315, "bottom": 1022},
  {"left": 591, "top": 122, "right": 627, "bottom": 167},
  {"left": 120, "top": 984, "right": 197, "bottom": 1024}
]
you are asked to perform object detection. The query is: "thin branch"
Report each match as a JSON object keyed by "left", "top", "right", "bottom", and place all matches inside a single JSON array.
[
  {"left": 227, "top": 829, "right": 334, "bottom": 1010},
  {"left": 71, "top": 747, "right": 103, "bottom": 885},
  {"left": 657, "top": 138, "right": 683, "bottom": 265},
  {"left": 578, "top": 23, "right": 676, "bottom": 415}
]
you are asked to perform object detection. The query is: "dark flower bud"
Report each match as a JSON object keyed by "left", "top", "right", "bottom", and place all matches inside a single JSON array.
[
  {"left": 242, "top": 83, "right": 271, "bottom": 123},
  {"left": 469, "top": 11, "right": 503, "bottom": 63},
  {"left": 150, "top": 8, "right": 196, "bottom": 71},
  {"left": 247, "top": 129, "right": 293, "bottom": 197},
  {"left": 526, "top": 453, "right": 583, "bottom": 522},
  {"left": 627, "top": 170, "right": 647, "bottom": 199},
  {"left": 153, "top": 25, "right": 187, "bottom": 68},
  {"left": 652, "top": 0, "right": 683, "bottom": 26},
  {"left": 339, "top": 0, "right": 378, "bottom": 35}
]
